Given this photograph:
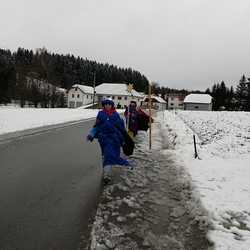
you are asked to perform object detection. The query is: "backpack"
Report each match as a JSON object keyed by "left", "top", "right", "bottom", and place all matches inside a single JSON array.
[{"left": 122, "top": 130, "right": 135, "bottom": 156}]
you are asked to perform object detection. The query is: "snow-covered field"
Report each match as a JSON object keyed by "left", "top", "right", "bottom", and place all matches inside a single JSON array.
[
  {"left": 0, "top": 107, "right": 99, "bottom": 135},
  {"left": 160, "top": 110, "right": 250, "bottom": 250}
]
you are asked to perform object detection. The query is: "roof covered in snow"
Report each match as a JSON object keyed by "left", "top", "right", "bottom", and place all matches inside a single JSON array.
[
  {"left": 143, "top": 95, "right": 167, "bottom": 103},
  {"left": 95, "top": 83, "right": 143, "bottom": 98},
  {"left": 56, "top": 87, "right": 66, "bottom": 93},
  {"left": 72, "top": 84, "right": 94, "bottom": 94},
  {"left": 183, "top": 94, "right": 212, "bottom": 104},
  {"left": 153, "top": 96, "right": 167, "bottom": 103}
]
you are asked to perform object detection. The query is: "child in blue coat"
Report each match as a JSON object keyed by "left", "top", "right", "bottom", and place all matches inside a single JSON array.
[{"left": 87, "top": 99, "right": 129, "bottom": 183}]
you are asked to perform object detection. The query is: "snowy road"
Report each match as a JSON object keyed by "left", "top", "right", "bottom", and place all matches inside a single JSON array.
[{"left": 0, "top": 120, "right": 102, "bottom": 250}]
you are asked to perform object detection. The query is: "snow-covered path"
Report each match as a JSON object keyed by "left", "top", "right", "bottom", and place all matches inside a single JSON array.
[{"left": 88, "top": 116, "right": 212, "bottom": 250}]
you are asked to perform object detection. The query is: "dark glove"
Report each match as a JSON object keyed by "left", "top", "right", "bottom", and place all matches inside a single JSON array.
[{"left": 87, "top": 134, "right": 94, "bottom": 142}]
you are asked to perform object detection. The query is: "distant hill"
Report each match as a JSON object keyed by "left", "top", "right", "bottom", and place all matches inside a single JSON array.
[{"left": 0, "top": 47, "right": 149, "bottom": 104}]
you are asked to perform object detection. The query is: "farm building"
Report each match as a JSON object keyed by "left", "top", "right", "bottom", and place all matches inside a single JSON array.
[
  {"left": 165, "top": 93, "right": 186, "bottom": 110},
  {"left": 142, "top": 95, "right": 167, "bottom": 111},
  {"left": 68, "top": 83, "right": 143, "bottom": 108},
  {"left": 183, "top": 94, "right": 212, "bottom": 111},
  {"left": 67, "top": 84, "right": 95, "bottom": 108},
  {"left": 95, "top": 83, "right": 143, "bottom": 108}
]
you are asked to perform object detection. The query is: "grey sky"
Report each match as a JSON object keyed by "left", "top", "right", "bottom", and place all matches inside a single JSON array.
[{"left": 1, "top": 0, "right": 250, "bottom": 90}]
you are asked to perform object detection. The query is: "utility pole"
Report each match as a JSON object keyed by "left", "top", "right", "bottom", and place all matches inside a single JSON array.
[
  {"left": 126, "top": 83, "right": 133, "bottom": 131},
  {"left": 92, "top": 72, "right": 96, "bottom": 109},
  {"left": 149, "top": 82, "right": 152, "bottom": 150}
]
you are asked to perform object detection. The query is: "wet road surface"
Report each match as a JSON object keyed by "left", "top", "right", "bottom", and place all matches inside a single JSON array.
[{"left": 0, "top": 120, "right": 102, "bottom": 250}]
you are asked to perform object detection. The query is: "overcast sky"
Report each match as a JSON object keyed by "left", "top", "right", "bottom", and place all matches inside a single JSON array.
[{"left": 1, "top": 0, "right": 250, "bottom": 90}]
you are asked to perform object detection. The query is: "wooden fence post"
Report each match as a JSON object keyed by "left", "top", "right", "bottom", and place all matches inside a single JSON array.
[{"left": 193, "top": 134, "right": 198, "bottom": 158}]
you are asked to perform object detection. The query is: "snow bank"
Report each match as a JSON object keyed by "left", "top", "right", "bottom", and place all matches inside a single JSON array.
[
  {"left": 159, "top": 110, "right": 250, "bottom": 250},
  {"left": 0, "top": 107, "right": 99, "bottom": 135}
]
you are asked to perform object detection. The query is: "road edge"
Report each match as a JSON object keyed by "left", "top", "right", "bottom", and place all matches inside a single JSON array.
[{"left": 0, "top": 117, "right": 96, "bottom": 145}]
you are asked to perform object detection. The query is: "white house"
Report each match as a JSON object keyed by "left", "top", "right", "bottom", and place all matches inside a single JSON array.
[
  {"left": 165, "top": 93, "right": 186, "bottom": 110},
  {"left": 142, "top": 95, "right": 167, "bottom": 111},
  {"left": 95, "top": 83, "right": 143, "bottom": 108},
  {"left": 67, "top": 84, "right": 95, "bottom": 108},
  {"left": 183, "top": 94, "right": 212, "bottom": 111}
]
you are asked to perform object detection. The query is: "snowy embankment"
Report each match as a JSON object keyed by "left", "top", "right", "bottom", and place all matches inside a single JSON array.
[
  {"left": 0, "top": 107, "right": 99, "bottom": 135},
  {"left": 160, "top": 110, "right": 250, "bottom": 250}
]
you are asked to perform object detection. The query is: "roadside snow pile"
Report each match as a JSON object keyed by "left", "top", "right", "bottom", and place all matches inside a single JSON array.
[
  {"left": 160, "top": 110, "right": 250, "bottom": 250},
  {"left": 0, "top": 108, "right": 98, "bottom": 135}
]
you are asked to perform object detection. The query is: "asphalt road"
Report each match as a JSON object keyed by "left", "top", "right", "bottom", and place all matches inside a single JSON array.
[{"left": 0, "top": 119, "right": 102, "bottom": 250}]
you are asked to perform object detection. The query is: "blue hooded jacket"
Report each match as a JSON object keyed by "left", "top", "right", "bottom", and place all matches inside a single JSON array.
[{"left": 89, "top": 108, "right": 129, "bottom": 167}]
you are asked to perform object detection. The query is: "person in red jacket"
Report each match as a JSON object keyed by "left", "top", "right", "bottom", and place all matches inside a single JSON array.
[{"left": 124, "top": 101, "right": 139, "bottom": 138}]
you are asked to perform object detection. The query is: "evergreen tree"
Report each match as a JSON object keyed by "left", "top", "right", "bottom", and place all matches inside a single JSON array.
[
  {"left": 211, "top": 83, "right": 219, "bottom": 110},
  {"left": 0, "top": 50, "right": 16, "bottom": 103},
  {"left": 30, "top": 84, "right": 41, "bottom": 107},
  {"left": 210, "top": 81, "right": 231, "bottom": 110},
  {"left": 41, "top": 89, "right": 50, "bottom": 108},
  {"left": 236, "top": 75, "right": 248, "bottom": 110},
  {"left": 228, "top": 86, "right": 236, "bottom": 110},
  {"left": 219, "top": 81, "right": 227, "bottom": 109},
  {"left": 151, "top": 82, "right": 160, "bottom": 95},
  {"left": 50, "top": 86, "right": 60, "bottom": 108},
  {"left": 246, "top": 78, "right": 250, "bottom": 111},
  {"left": 58, "top": 93, "right": 66, "bottom": 108},
  {"left": 205, "top": 88, "right": 211, "bottom": 94}
]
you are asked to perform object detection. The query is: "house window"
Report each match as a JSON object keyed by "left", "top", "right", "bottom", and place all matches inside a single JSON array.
[
  {"left": 170, "top": 103, "right": 174, "bottom": 106},
  {"left": 87, "top": 95, "right": 88, "bottom": 99},
  {"left": 112, "top": 96, "right": 115, "bottom": 100},
  {"left": 195, "top": 106, "right": 199, "bottom": 109},
  {"left": 124, "top": 96, "right": 127, "bottom": 100},
  {"left": 77, "top": 94, "right": 80, "bottom": 98},
  {"left": 91, "top": 96, "right": 93, "bottom": 99},
  {"left": 75, "top": 87, "right": 77, "bottom": 91},
  {"left": 72, "top": 94, "right": 74, "bottom": 98},
  {"left": 118, "top": 96, "right": 122, "bottom": 100}
]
